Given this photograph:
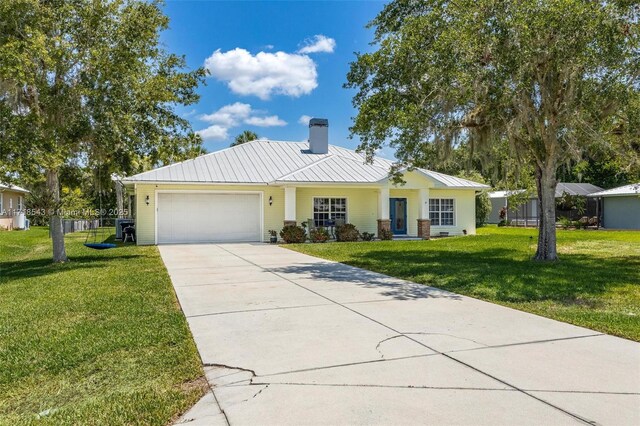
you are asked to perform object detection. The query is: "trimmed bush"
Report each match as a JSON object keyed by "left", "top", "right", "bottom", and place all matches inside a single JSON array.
[
  {"left": 361, "top": 232, "right": 375, "bottom": 241},
  {"left": 280, "top": 225, "right": 306, "bottom": 243},
  {"left": 309, "top": 227, "right": 330, "bottom": 243},
  {"left": 378, "top": 228, "right": 393, "bottom": 241},
  {"left": 335, "top": 223, "right": 360, "bottom": 242}
]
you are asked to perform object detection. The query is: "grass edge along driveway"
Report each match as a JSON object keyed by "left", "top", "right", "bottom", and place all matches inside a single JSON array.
[
  {"left": 0, "top": 227, "right": 206, "bottom": 425},
  {"left": 287, "top": 226, "right": 640, "bottom": 342}
]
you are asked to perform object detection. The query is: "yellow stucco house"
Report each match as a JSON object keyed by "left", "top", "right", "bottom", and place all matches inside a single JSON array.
[
  {"left": 0, "top": 183, "right": 29, "bottom": 230},
  {"left": 122, "top": 119, "right": 488, "bottom": 245}
]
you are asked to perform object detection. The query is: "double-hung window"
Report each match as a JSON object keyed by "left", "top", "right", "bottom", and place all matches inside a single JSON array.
[
  {"left": 18, "top": 196, "right": 23, "bottom": 211},
  {"left": 429, "top": 198, "right": 455, "bottom": 226},
  {"left": 313, "top": 197, "right": 347, "bottom": 227}
]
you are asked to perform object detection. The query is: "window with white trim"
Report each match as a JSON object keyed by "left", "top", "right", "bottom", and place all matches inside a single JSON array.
[
  {"left": 18, "top": 196, "right": 23, "bottom": 211},
  {"left": 0, "top": 194, "right": 3, "bottom": 215},
  {"left": 313, "top": 197, "right": 347, "bottom": 227},
  {"left": 429, "top": 198, "right": 455, "bottom": 226}
]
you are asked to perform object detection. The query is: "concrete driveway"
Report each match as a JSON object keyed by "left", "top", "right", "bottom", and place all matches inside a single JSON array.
[{"left": 161, "top": 243, "right": 640, "bottom": 426}]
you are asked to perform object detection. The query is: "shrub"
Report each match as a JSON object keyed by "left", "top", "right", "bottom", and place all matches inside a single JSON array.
[
  {"left": 559, "top": 217, "right": 572, "bottom": 230},
  {"left": 379, "top": 228, "right": 393, "bottom": 240},
  {"left": 309, "top": 227, "right": 330, "bottom": 243},
  {"left": 279, "top": 225, "right": 306, "bottom": 243},
  {"left": 335, "top": 223, "right": 360, "bottom": 242},
  {"left": 476, "top": 190, "right": 492, "bottom": 227},
  {"left": 361, "top": 232, "right": 375, "bottom": 241}
]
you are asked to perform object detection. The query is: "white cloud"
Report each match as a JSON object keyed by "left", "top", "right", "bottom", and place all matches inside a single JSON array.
[
  {"left": 199, "top": 102, "right": 251, "bottom": 127},
  {"left": 182, "top": 109, "right": 197, "bottom": 118},
  {"left": 197, "top": 125, "right": 228, "bottom": 141},
  {"left": 297, "top": 35, "right": 336, "bottom": 54},
  {"left": 196, "top": 103, "right": 287, "bottom": 140},
  {"left": 245, "top": 115, "right": 287, "bottom": 127},
  {"left": 298, "top": 115, "right": 312, "bottom": 125},
  {"left": 204, "top": 48, "right": 318, "bottom": 100}
]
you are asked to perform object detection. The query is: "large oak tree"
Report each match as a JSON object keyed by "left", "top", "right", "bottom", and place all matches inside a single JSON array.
[
  {"left": 346, "top": 0, "right": 639, "bottom": 260},
  {"left": 0, "top": 0, "right": 206, "bottom": 262}
]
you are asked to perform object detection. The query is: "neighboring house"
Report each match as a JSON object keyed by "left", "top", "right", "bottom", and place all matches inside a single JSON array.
[
  {"left": 588, "top": 183, "right": 640, "bottom": 230},
  {"left": 487, "top": 183, "right": 604, "bottom": 224},
  {"left": 0, "top": 183, "right": 29, "bottom": 230},
  {"left": 122, "top": 119, "right": 488, "bottom": 244},
  {"left": 487, "top": 190, "right": 527, "bottom": 224}
]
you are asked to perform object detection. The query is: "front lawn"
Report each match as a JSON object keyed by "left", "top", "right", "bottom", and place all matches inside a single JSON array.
[
  {"left": 0, "top": 228, "right": 205, "bottom": 425},
  {"left": 287, "top": 227, "right": 640, "bottom": 341}
]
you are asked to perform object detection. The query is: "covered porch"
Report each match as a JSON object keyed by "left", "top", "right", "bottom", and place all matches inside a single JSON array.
[{"left": 282, "top": 185, "right": 432, "bottom": 239}]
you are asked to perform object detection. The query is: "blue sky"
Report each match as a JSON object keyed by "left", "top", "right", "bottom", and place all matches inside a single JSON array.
[{"left": 161, "top": 0, "right": 386, "bottom": 154}]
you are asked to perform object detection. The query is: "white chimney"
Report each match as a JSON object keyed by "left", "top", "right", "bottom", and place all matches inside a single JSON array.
[{"left": 308, "top": 118, "right": 328, "bottom": 154}]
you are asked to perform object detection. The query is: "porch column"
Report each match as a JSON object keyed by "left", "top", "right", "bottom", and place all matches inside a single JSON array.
[
  {"left": 417, "top": 188, "right": 431, "bottom": 240},
  {"left": 377, "top": 187, "right": 391, "bottom": 236},
  {"left": 284, "top": 186, "right": 297, "bottom": 227}
]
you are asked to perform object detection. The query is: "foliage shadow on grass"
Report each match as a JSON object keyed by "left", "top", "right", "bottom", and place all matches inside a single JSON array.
[
  {"left": 0, "top": 254, "right": 144, "bottom": 284},
  {"left": 335, "top": 247, "right": 640, "bottom": 304}
]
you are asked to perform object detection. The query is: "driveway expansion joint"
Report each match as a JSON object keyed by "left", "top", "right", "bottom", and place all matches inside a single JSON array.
[
  {"left": 444, "top": 333, "right": 605, "bottom": 354},
  {"left": 249, "top": 382, "right": 517, "bottom": 392},
  {"left": 186, "top": 302, "right": 334, "bottom": 319},
  {"left": 256, "top": 353, "right": 439, "bottom": 379},
  {"left": 401, "top": 331, "right": 489, "bottom": 348}
]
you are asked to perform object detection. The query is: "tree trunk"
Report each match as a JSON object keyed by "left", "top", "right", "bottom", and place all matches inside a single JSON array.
[
  {"left": 47, "top": 169, "right": 68, "bottom": 263},
  {"left": 534, "top": 164, "right": 558, "bottom": 261}
]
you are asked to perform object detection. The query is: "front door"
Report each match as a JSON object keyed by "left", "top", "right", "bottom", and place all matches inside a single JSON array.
[{"left": 389, "top": 198, "right": 407, "bottom": 234}]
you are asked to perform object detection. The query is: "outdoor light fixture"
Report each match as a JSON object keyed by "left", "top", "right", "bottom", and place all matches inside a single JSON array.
[
  {"left": 145, "top": 195, "right": 150, "bottom": 205},
  {"left": 269, "top": 196, "right": 273, "bottom": 206}
]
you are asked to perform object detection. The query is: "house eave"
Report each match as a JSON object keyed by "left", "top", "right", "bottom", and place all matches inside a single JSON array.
[
  {"left": 121, "top": 180, "right": 269, "bottom": 187},
  {"left": 0, "top": 187, "right": 30, "bottom": 194},
  {"left": 587, "top": 193, "right": 640, "bottom": 198}
]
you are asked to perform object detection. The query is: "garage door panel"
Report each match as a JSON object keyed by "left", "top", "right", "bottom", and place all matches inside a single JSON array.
[{"left": 157, "top": 192, "right": 261, "bottom": 244}]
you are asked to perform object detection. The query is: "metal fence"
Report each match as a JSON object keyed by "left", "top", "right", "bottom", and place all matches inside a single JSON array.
[{"left": 61, "top": 219, "right": 100, "bottom": 235}]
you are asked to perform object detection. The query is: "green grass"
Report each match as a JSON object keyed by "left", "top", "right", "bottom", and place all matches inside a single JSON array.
[
  {"left": 0, "top": 228, "right": 205, "bottom": 425},
  {"left": 287, "top": 226, "right": 640, "bottom": 341}
]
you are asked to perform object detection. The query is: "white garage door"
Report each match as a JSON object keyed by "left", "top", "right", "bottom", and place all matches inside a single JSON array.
[{"left": 157, "top": 192, "right": 262, "bottom": 244}]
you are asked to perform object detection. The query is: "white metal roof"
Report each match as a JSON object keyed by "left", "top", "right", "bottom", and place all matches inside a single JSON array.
[
  {"left": 555, "top": 182, "right": 603, "bottom": 197},
  {"left": 123, "top": 140, "right": 488, "bottom": 189},
  {"left": 488, "top": 190, "right": 525, "bottom": 199},
  {"left": 588, "top": 183, "right": 640, "bottom": 198},
  {"left": 489, "top": 183, "right": 603, "bottom": 199},
  {"left": 0, "top": 183, "right": 29, "bottom": 193},
  {"left": 419, "top": 170, "right": 489, "bottom": 189}
]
